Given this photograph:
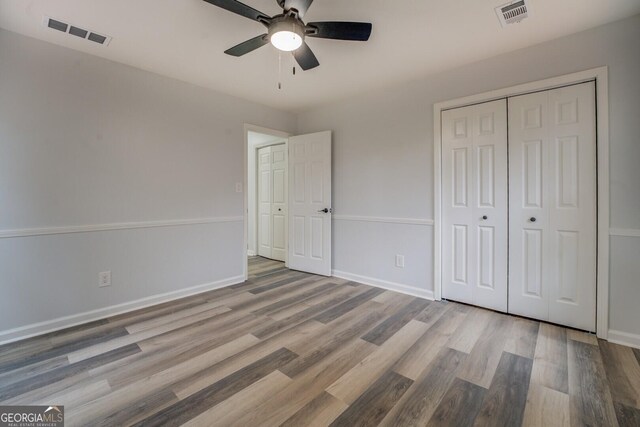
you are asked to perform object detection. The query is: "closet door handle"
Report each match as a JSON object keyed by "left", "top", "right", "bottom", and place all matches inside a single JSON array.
[
  {"left": 482, "top": 215, "right": 488, "bottom": 220},
  {"left": 530, "top": 217, "right": 536, "bottom": 222}
]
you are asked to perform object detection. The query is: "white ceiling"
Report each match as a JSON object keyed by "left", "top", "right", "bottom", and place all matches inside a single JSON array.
[{"left": 1, "top": 0, "right": 638, "bottom": 112}]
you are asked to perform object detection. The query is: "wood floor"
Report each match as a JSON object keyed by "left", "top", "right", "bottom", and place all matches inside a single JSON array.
[{"left": 1, "top": 257, "right": 639, "bottom": 426}]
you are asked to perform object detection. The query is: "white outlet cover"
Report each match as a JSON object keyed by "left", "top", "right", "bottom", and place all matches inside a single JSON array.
[
  {"left": 99, "top": 271, "right": 111, "bottom": 287},
  {"left": 395, "top": 255, "right": 405, "bottom": 268},
  {"left": 235, "top": 182, "right": 243, "bottom": 193}
]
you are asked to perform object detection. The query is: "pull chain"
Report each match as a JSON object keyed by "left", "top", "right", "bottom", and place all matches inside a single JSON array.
[{"left": 278, "top": 51, "right": 282, "bottom": 90}]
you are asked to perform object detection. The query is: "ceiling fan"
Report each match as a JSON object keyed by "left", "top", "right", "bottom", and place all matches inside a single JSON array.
[{"left": 202, "top": 0, "right": 372, "bottom": 71}]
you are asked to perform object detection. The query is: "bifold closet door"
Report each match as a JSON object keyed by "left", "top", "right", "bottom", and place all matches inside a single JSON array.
[
  {"left": 508, "top": 82, "right": 596, "bottom": 331},
  {"left": 270, "top": 144, "right": 287, "bottom": 261},
  {"left": 442, "top": 99, "right": 508, "bottom": 312},
  {"left": 257, "top": 144, "right": 287, "bottom": 262},
  {"left": 257, "top": 146, "right": 273, "bottom": 259}
]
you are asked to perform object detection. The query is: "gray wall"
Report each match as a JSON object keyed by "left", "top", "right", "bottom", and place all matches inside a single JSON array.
[
  {"left": 298, "top": 14, "right": 640, "bottom": 338},
  {"left": 0, "top": 28, "right": 296, "bottom": 338}
]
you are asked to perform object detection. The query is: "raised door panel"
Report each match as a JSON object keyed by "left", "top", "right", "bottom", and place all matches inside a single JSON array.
[
  {"left": 293, "top": 162, "right": 306, "bottom": 203},
  {"left": 310, "top": 217, "right": 324, "bottom": 260},
  {"left": 452, "top": 225, "right": 468, "bottom": 284},
  {"left": 523, "top": 229, "right": 543, "bottom": 298},
  {"left": 453, "top": 148, "right": 469, "bottom": 207},
  {"left": 293, "top": 216, "right": 305, "bottom": 257},
  {"left": 523, "top": 140, "right": 543, "bottom": 208},
  {"left": 477, "top": 145, "right": 494, "bottom": 208},
  {"left": 272, "top": 214, "right": 286, "bottom": 255},
  {"left": 478, "top": 226, "right": 495, "bottom": 288}
]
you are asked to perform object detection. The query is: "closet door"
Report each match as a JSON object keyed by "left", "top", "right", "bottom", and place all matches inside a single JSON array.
[
  {"left": 270, "top": 144, "right": 287, "bottom": 262},
  {"left": 508, "top": 82, "right": 596, "bottom": 331},
  {"left": 442, "top": 99, "right": 508, "bottom": 311},
  {"left": 257, "top": 146, "right": 272, "bottom": 259},
  {"left": 257, "top": 145, "right": 287, "bottom": 262}
]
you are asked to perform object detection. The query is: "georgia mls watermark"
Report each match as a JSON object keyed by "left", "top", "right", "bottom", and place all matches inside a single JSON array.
[{"left": 0, "top": 406, "right": 64, "bottom": 427}]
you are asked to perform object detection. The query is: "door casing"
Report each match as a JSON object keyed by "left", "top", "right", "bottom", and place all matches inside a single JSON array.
[{"left": 434, "top": 67, "right": 610, "bottom": 338}]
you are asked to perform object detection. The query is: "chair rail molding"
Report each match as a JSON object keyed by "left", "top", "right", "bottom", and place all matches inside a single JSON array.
[
  {"left": 0, "top": 216, "right": 244, "bottom": 239},
  {"left": 332, "top": 215, "right": 434, "bottom": 226},
  {"left": 609, "top": 228, "right": 640, "bottom": 238}
]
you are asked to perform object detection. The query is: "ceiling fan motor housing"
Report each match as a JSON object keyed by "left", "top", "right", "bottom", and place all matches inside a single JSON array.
[{"left": 268, "top": 15, "right": 305, "bottom": 41}]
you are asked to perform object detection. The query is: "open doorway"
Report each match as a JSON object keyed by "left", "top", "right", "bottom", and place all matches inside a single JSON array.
[
  {"left": 244, "top": 125, "right": 290, "bottom": 279},
  {"left": 244, "top": 125, "right": 333, "bottom": 280}
]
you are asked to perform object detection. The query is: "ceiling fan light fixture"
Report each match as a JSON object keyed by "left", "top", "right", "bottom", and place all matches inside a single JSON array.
[
  {"left": 271, "top": 30, "right": 303, "bottom": 51},
  {"left": 203, "top": 0, "right": 372, "bottom": 71}
]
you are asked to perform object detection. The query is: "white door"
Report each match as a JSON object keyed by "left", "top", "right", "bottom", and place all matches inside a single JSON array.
[
  {"left": 288, "top": 131, "right": 332, "bottom": 276},
  {"left": 508, "top": 82, "right": 596, "bottom": 331},
  {"left": 442, "top": 99, "right": 508, "bottom": 311},
  {"left": 257, "top": 144, "right": 287, "bottom": 262},
  {"left": 270, "top": 144, "right": 287, "bottom": 261},
  {"left": 257, "top": 146, "right": 272, "bottom": 259}
]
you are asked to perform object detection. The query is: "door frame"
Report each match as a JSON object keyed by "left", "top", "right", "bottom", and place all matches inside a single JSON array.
[
  {"left": 433, "top": 67, "right": 610, "bottom": 338},
  {"left": 243, "top": 124, "right": 291, "bottom": 280}
]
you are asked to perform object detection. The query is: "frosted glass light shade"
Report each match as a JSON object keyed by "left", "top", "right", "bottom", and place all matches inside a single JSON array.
[{"left": 271, "top": 31, "right": 303, "bottom": 51}]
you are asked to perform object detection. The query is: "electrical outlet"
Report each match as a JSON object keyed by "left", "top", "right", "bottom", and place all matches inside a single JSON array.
[
  {"left": 99, "top": 271, "right": 111, "bottom": 287},
  {"left": 395, "top": 255, "right": 405, "bottom": 268},
  {"left": 235, "top": 182, "right": 243, "bottom": 193}
]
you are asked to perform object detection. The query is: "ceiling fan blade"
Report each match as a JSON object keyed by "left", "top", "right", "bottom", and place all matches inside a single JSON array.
[
  {"left": 224, "top": 34, "right": 269, "bottom": 56},
  {"left": 284, "top": 0, "right": 314, "bottom": 18},
  {"left": 202, "top": 0, "right": 271, "bottom": 24},
  {"left": 292, "top": 41, "right": 319, "bottom": 70},
  {"left": 306, "top": 22, "right": 372, "bottom": 41}
]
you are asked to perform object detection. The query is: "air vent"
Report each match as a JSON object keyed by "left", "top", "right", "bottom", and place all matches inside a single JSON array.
[
  {"left": 495, "top": 0, "right": 530, "bottom": 27},
  {"left": 42, "top": 16, "right": 112, "bottom": 46},
  {"left": 69, "top": 26, "right": 88, "bottom": 39},
  {"left": 47, "top": 18, "right": 68, "bottom": 33}
]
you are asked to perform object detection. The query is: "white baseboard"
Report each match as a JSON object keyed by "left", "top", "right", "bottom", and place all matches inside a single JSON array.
[
  {"left": 607, "top": 329, "right": 640, "bottom": 349},
  {"left": 0, "top": 274, "right": 245, "bottom": 345},
  {"left": 332, "top": 270, "right": 434, "bottom": 301},
  {"left": 247, "top": 250, "right": 256, "bottom": 256}
]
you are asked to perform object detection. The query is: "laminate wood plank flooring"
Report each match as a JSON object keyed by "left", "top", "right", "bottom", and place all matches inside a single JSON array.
[
  {"left": 0, "top": 256, "right": 638, "bottom": 426},
  {"left": 427, "top": 377, "right": 487, "bottom": 427},
  {"left": 473, "top": 351, "right": 533, "bottom": 426}
]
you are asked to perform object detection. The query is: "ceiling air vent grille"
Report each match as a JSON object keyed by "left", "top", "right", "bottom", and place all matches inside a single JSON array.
[
  {"left": 495, "top": 0, "right": 530, "bottom": 27},
  {"left": 42, "top": 16, "right": 112, "bottom": 46}
]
